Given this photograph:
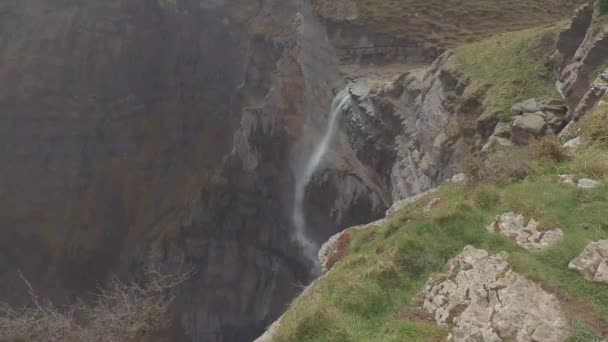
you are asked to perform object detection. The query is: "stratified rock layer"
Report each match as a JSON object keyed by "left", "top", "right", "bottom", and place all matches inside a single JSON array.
[{"left": 423, "top": 246, "right": 570, "bottom": 342}]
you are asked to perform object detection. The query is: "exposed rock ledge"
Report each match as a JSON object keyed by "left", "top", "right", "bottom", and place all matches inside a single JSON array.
[
  {"left": 569, "top": 240, "right": 608, "bottom": 284},
  {"left": 423, "top": 246, "right": 570, "bottom": 342}
]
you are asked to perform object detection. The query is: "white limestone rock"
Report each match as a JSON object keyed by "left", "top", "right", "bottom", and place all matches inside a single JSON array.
[
  {"left": 559, "top": 175, "right": 602, "bottom": 189},
  {"left": 423, "top": 246, "right": 571, "bottom": 342},
  {"left": 487, "top": 213, "right": 563, "bottom": 250},
  {"left": 568, "top": 240, "right": 608, "bottom": 284}
]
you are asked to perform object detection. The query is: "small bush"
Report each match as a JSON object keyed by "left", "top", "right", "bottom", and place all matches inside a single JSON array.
[
  {"left": 531, "top": 135, "right": 571, "bottom": 162},
  {"left": 581, "top": 104, "right": 608, "bottom": 149},
  {"left": 0, "top": 266, "right": 193, "bottom": 342},
  {"left": 471, "top": 185, "right": 501, "bottom": 209}
]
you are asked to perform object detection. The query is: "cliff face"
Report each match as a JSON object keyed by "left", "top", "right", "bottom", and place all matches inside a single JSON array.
[
  {"left": 0, "top": 0, "right": 386, "bottom": 340},
  {"left": 0, "top": 0, "right": 593, "bottom": 341}
]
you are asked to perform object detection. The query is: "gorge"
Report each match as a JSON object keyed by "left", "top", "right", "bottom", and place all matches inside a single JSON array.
[{"left": 0, "top": 0, "right": 601, "bottom": 341}]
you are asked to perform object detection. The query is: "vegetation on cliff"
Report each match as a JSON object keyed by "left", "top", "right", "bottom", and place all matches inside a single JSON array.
[
  {"left": 446, "top": 25, "right": 561, "bottom": 121},
  {"left": 270, "top": 21, "right": 608, "bottom": 342},
  {"left": 273, "top": 142, "right": 608, "bottom": 341}
]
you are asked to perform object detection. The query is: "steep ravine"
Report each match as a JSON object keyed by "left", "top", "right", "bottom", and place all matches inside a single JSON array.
[{"left": 0, "top": 0, "right": 593, "bottom": 341}]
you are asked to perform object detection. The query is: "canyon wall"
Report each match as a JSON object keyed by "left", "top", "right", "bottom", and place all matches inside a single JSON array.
[{"left": 0, "top": 0, "right": 590, "bottom": 341}]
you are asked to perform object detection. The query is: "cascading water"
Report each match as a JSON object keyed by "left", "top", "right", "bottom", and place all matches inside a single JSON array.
[{"left": 293, "top": 87, "right": 352, "bottom": 274}]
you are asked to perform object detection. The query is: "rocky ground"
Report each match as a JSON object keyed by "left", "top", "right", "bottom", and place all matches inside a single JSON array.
[
  {"left": 257, "top": 2, "right": 608, "bottom": 341},
  {"left": 0, "top": 0, "right": 605, "bottom": 341}
]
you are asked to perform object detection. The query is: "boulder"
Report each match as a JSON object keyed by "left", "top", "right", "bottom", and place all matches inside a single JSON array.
[
  {"left": 511, "top": 113, "right": 547, "bottom": 145},
  {"left": 505, "top": 98, "right": 569, "bottom": 145},
  {"left": 487, "top": 213, "right": 563, "bottom": 250},
  {"left": 568, "top": 240, "right": 608, "bottom": 284},
  {"left": 423, "top": 246, "right": 571, "bottom": 342}
]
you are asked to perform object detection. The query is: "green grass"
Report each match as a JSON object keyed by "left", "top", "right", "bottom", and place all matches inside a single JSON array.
[
  {"left": 447, "top": 25, "right": 561, "bottom": 122},
  {"left": 581, "top": 103, "right": 608, "bottom": 150},
  {"left": 274, "top": 156, "right": 608, "bottom": 341},
  {"left": 271, "top": 20, "right": 608, "bottom": 342}
]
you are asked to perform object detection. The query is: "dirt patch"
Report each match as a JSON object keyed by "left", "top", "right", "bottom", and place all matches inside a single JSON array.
[
  {"left": 325, "top": 230, "right": 352, "bottom": 271},
  {"left": 394, "top": 306, "right": 436, "bottom": 325},
  {"left": 551, "top": 286, "right": 608, "bottom": 337}
]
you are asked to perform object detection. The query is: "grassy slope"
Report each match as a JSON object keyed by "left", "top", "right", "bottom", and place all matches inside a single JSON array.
[
  {"left": 314, "top": 0, "right": 586, "bottom": 49},
  {"left": 446, "top": 25, "right": 562, "bottom": 121},
  {"left": 274, "top": 149, "right": 608, "bottom": 342},
  {"left": 273, "top": 24, "right": 608, "bottom": 342}
]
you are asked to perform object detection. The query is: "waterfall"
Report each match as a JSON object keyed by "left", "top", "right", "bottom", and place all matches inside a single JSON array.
[{"left": 293, "top": 88, "right": 352, "bottom": 274}]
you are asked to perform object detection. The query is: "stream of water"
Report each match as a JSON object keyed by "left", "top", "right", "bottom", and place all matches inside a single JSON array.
[{"left": 292, "top": 88, "right": 352, "bottom": 274}]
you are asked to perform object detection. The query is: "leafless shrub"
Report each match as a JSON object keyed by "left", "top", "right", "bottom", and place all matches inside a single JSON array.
[
  {"left": 531, "top": 135, "right": 571, "bottom": 163},
  {"left": 0, "top": 266, "right": 194, "bottom": 342}
]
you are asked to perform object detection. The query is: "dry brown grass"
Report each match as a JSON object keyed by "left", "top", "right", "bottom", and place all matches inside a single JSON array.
[
  {"left": 0, "top": 266, "right": 193, "bottom": 342},
  {"left": 531, "top": 135, "right": 571, "bottom": 163},
  {"left": 465, "top": 147, "right": 534, "bottom": 185},
  {"left": 581, "top": 103, "right": 608, "bottom": 149}
]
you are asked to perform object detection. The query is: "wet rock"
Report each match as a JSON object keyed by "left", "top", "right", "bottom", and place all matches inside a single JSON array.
[
  {"left": 568, "top": 240, "right": 608, "bottom": 284},
  {"left": 423, "top": 246, "right": 570, "bottom": 342},
  {"left": 487, "top": 213, "right": 563, "bottom": 250}
]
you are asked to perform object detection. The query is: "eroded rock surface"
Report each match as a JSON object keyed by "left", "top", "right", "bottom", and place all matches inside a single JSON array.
[
  {"left": 487, "top": 213, "right": 563, "bottom": 250},
  {"left": 423, "top": 246, "right": 571, "bottom": 342},
  {"left": 569, "top": 240, "right": 608, "bottom": 284}
]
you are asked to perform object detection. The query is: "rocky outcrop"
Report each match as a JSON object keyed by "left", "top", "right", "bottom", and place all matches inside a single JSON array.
[
  {"left": 569, "top": 240, "right": 608, "bottom": 284},
  {"left": 553, "top": 2, "right": 608, "bottom": 112},
  {"left": 550, "top": 3, "right": 594, "bottom": 73},
  {"left": 487, "top": 213, "right": 564, "bottom": 250},
  {"left": 423, "top": 246, "right": 571, "bottom": 342},
  {"left": 510, "top": 98, "right": 569, "bottom": 144}
]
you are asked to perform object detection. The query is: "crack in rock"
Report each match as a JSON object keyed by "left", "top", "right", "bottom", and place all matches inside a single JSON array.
[
  {"left": 487, "top": 213, "right": 563, "bottom": 250},
  {"left": 569, "top": 240, "right": 608, "bottom": 284},
  {"left": 423, "top": 246, "right": 570, "bottom": 342}
]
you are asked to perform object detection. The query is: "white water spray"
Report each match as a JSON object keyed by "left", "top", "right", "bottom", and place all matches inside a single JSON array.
[{"left": 293, "top": 88, "right": 352, "bottom": 273}]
